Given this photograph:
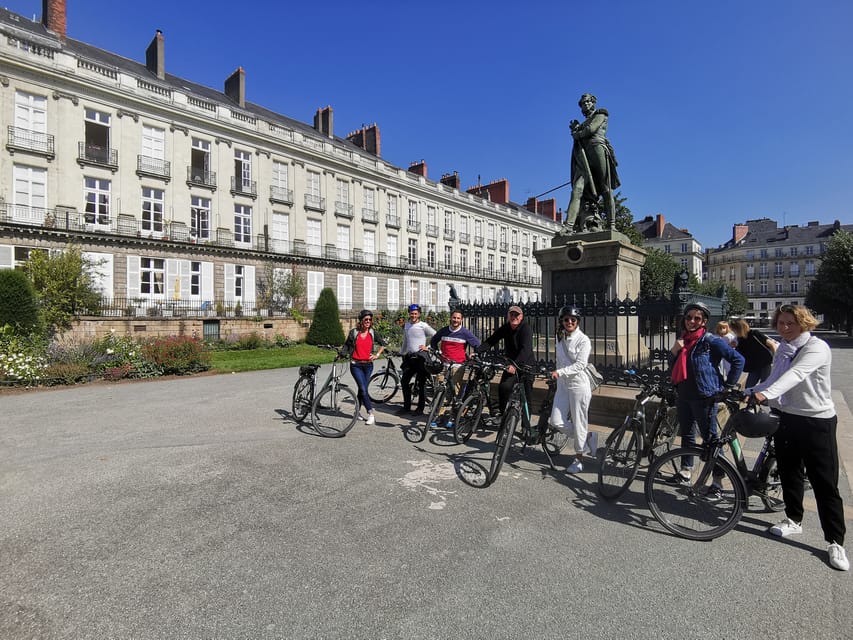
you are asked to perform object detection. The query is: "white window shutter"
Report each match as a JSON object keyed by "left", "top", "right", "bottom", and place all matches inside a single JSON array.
[
  {"left": 224, "top": 263, "right": 235, "bottom": 301},
  {"left": 244, "top": 265, "right": 255, "bottom": 308},
  {"left": 0, "top": 245, "right": 13, "bottom": 269},
  {"left": 126, "top": 256, "right": 140, "bottom": 298},
  {"left": 166, "top": 259, "right": 180, "bottom": 300},
  {"left": 201, "top": 262, "right": 214, "bottom": 301}
]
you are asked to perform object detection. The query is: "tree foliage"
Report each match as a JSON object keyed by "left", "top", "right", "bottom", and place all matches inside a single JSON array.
[
  {"left": 692, "top": 280, "right": 749, "bottom": 317},
  {"left": 257, "top": 265, "right": 306, "bottom": 313},
  {"left": 305, "top": 287, "right": 345, "bottom": 345},
  {"left": 0, "top": 269, "right": 42, "bottom": 335},
  {"left": 613, "top": 193, "right": 644, "bottom": 247},
  {"left": 640, "top": 249, "right": 681, "bottom": 299},
  {"left": 23, "top": 246, "right": 103, "bottom": 335},
  {"left": 805, "top": 229, "right": 853, "bottom": 334}
]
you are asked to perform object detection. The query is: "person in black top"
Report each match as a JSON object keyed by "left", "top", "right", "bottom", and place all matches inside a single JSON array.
[
  {"left": 730, "top": 318, "right": 777, "bottom": 388},
  {"left": 477, "top": 305, "right": 535, "bottom": 413}
]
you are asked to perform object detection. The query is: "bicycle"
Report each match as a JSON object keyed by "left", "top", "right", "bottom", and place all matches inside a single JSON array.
[
  {"left": 597, "top": 370, "right": 679, "bottom": 500},
  {"left": 483, "top": 357, "right": 569, "bottom": 487},
  {"left": 406, "top": 348, "right": 456, "bottom": 443},
  {"left": 451, "top": 352, "right": 501, "bottom": 445},
  {"left": 643, "top": 390, "right": 784, "bottom": 541},
  {"left": 291, "top": 344, "right": 360, "bottom": 438},
  {"left": 367, "top": 351, "right": 434, "bottom": 405}
]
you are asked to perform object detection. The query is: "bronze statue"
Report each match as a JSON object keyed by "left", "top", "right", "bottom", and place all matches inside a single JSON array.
[{"left": 562, "top": 93, "right": 620, "bottom": 235}]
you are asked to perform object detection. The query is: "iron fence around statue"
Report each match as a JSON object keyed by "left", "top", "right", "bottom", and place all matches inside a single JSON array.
[{"left": 456, "top": 295, "right": 686, "bottom": 386}]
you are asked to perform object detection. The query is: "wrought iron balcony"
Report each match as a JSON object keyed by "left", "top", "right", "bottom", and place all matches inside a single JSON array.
[
  {"left": 487, "top": 239, "right": 497, "bottom": 250},
  {"left": 425, "top": 225, "right": 439, "bottom": 238},
  {"left": 77, "top": 142, "right": 118, "bottom": 171},
  {"left": 522, "top": 246, "right": 530, "bottom": 256},
  {"left": 362, "top": 208, "right": 379, "bottom": 224},
  {"left": 7, "top": 126, "right": 54, "bottom": 158},
  {"left": 444, "top": 229, "right": 455, "bottom": 241},
  {"left": 473, "top": 235, "right": 484, "bottom": 247},
  {"left": 386, "top": 214, "right": 400, "bottom": 229},
  {"left": 458, "top": 232, "right": 470, "bottom": 244},
  {"left": 137, "top": 155, "right": 171, "bottom": 181},
  {"left": 305, "top": 194, "right": 326, "bottom": 212},
  {"left": 407, "top": 221, "right": 421, "bottom": 234},
  {"left": 230, "top": 176, "right": 257, "bottom": 198},
  {"left": 270, "top": 185, "right": 293, "bottom": 205},
  {"left": 511, "top": 244, "right": 520, "bottom": 254},
  {"left": 186, "top": 166, "right": 217, "bottom": 190},
  {"left": 334, "top": 201, "right": 354, "bottom": 218},
  {"left": 500, "top": 242, "right": 509, "bottom": 252}
]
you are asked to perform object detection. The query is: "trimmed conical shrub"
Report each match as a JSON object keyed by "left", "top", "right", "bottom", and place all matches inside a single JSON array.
[
  {"left": 0, "top": 268, "right": 41, "bottom": 335},
  {"left": 306, "top": 287, "right": 345, "bottom": 345}
]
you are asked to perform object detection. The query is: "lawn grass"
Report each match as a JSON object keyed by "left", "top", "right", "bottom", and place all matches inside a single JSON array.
[{"left": 210, "top": 343, "right": 337, "bottom": 373}]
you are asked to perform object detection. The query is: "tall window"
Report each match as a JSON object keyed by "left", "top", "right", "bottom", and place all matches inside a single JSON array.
[
  {"left": 140, "top": 257, "right": 165, "bottom": 296},
  {"left": 790, "top": 262, "right": 799, "bottom": 276},
  {"left": 84, "top": 177, "right": 110, "bottom": 227},
  {"left": 363, "top": 229, "right": 375, "bottom": 260},
  {"left": 12, "top": 164, "right": 46, "bottom": 222},
  {"left": 408, "top": 200, "right": 419, "bottom": 226},
  {"left": 408, "top": 238, "right": 418, "bottom": 265},
  {"left": 387, "top": 234, "right": 398, "bottom": 260},
  {"left": 271, "top": 212, "right": 289, "bottom": 251},
  {"left": 234, "top": 149, "right": 252, "bottom": 191},
  {"left": 487, "top": 254, "right": 494, "bottom": 273},
  {"left": 387, "top": 194, "right": 398, "bottom": 217},
  {"left": 306, "top": 171, "right": 322, "bottom": 209},
  {"left": 141, "top": 187, "right": 164, "bottom": 234},
  {"left": 460, "top": 248, "right": 468, "bottom": 270},
  {"left": 444, "top": 246, "right": 453, "bottom": 267},
  {"left": 306, "top": 219, "right": 322, "bottom": 257},
  {"left": 444, "top": 210, "right": 454, "bottom": 232},
  {"left": 364, "top": 276, "right": 377, "bottom": 308},
  {"left": 775, "top": 282, "right": 783, "bottom": 294},
  {"left": 191, "top": 196, "right": 211, "bottom": 240},
  {"left": 84, "top": 109, "right": 111, "bottom": 160},
  {"left": 234, "top": 265, "right": 245, "bottom": 299},
  {"left": 234, "top": 204, "right": 252, "bottom": 245},
  {"left": 790, "top": 281, "right": 798, "bottom": 293},
  {"left": 272, "top": 161, "right": 289, "bottom": 201},
  {"left": 460, "top": 215, "right": 468, "bottom": 235},
  {"left": 141, "top": 125, "right": 165, "bottom": 169},
  {"left": 307, "top": 271, "right": 324, "bottom": 309},
  {"left": 474, "top": 251, "right": 482, "bottom": 271},
  {"left": 427, "top": 242, "right": 436, "bottom": 268},
  {"left": 409, "top": 280, "right": 419, "bottom": 305},
  {"left": 805, "top": 260, "right": 815, "bottom": 275},
  {"left": 790, "top": 247, "right": 798, "bottom": 257},
  {"left": 387, "top": 278, "right": 399, "bottom": 308},
  {"left": 336, "top": 179, "right": 350, "bottom": 208},
  {"left": 363, "top": 187, "right": 376, "bottom": 213},
  {"left": 15, "top": 91, "right": 47, "bottom": 132},
  {"left": 337, "top": 274, "right": 352, "bottom": 310},
  {"left": 337, "top": 224, "right": 350, "bottom": 260},
  {"left": 500, "top": 256, "right": 507, "bottom": 274},
  {"left": 190, "top": 138, "right": 211, "bottom": 182},
  {"left": 426, "top": 205, "right": 436, "bottom": 227},
  {"left": 190, "top": 261, "right": 202, "bottom": 297}
]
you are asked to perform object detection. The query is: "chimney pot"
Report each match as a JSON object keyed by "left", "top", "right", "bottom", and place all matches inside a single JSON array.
[{"left": 42, "top": 0, "right": 67, "bottom": 40}]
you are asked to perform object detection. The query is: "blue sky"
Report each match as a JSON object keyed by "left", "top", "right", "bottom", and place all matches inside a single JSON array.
[{"left": 6, "top": 0, "right": 852, "bottom": 249}]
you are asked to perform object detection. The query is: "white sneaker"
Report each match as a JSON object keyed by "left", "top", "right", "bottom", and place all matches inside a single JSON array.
[
  {"left": 365, "top": 413, "right": 375, "bottom": 425},
  {"left": 768, "top": 518, "right": 802, "bottom": 538},
  {"left": 566, "top": 459, "right": 583, "bottom": 474},
  {"left": 828, "top": 543, "right": 850, "bottom": 571}
]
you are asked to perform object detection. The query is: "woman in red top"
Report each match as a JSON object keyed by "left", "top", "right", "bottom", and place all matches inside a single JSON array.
[{"left": 343, "top": 309, "right": 387, "bottom": 424}]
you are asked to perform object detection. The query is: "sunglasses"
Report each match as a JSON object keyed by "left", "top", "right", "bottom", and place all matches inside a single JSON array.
[
  {"left": 684, "top": 314, "right": 705, "bottom": 322},
  {"left": 562, "top": 317, "right": 578, "bottom": 323}
]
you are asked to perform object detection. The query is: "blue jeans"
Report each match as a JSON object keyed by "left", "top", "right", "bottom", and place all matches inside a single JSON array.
[
  {"left": 676, "top": 394, "right": 720, "bottom": 471},
  {"left": 350, "top": 362, "right": 373, "bottom": 413}
]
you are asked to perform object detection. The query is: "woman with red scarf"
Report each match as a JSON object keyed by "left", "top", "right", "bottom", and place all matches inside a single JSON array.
[{"left": 668, "top": 302, "right": 744, "bottom": 490}]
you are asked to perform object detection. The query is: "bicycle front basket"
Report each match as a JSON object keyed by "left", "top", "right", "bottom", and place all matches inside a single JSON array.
[{"left": 299, "top": 364, "right": 320, "bottom": 376}]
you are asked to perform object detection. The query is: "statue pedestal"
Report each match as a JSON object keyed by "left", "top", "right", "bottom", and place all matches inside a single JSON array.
[{"left": 535, "top": 232, "right": 648, "bottom": 367}]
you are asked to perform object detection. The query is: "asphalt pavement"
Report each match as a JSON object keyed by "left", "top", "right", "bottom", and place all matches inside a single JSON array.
[{"left": 2, "top": 333, "right": 852, "bottom": 639}]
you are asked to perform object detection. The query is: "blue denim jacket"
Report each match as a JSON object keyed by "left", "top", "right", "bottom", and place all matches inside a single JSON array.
[{"left": 686, "top": 332, "right": 745, "bottom": 398}]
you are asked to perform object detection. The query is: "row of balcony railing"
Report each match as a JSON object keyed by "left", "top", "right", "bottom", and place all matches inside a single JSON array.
[{"left": 0, "top": 204, "right": 541, "bottom": 286}]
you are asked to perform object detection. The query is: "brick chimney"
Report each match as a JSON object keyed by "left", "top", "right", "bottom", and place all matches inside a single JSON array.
[
  {"left": 145, "top": 30, "right": 165, "bottom": 80},
  {"left": 467, "top": 178, "right": 509, "bottom": 204},
  {"left": 525, "top": 197, "right": 538, "bottom": 213},
  {"left": 440, "top": 172, "right": 460, "bottom": 190},
  {"left": 42, "top": 0, "right": 67, "bottom": 40},
  {"left": 224, "top": 67, "right": 245, "bottom": 108},
  {"left": 656, "top": 213, "right": 665, "bottom": 238},
  {"left": 408, "top": 160, "right": 427, "bottom": 178},
  {"left": 732, "top": 223, "right": 749, "bottom": 244},
  {"left": 314, "top": 106, "right": 334, "bottom": 138},
  {"left": 346, "top": 124, "right": 381, "bottom": 156},
  {"left": 538, "top": 198, "right": 558, "bottom": 222}
]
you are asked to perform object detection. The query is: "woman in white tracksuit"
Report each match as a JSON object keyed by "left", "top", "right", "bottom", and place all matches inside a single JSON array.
[{"left": 549, "top": 305, "right": 593, "bottom": 474}]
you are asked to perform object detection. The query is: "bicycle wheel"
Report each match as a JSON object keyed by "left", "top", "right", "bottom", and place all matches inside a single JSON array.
[
  {"left": 292, "top": 376, "right": 313, "bottom": 423},
  {"left": 645, "top": 446, "right": 746, "bottom": 541},
  {"left": 420, "top": 388, "right": 447, "bottom": 443},
  {"left": 486, "top": 405, "right": 519, "bottom": 486},
  {"left": 758, "top": 455, "right": 785, "bottom": 512},
  {"left": 368, "top": 369, "right": 399, "bottom": 403},
  {"left": 597, "top": 420, "right": 642, "bottom": 500},
  {"left": 454, "top": 392, "right": 485, "bottom": 444},
  {"left": 648, "top": 406, "right": 679, "bottom": 462},
  {"left": 543, "top": 424, "right": 570, "bottom": 456},
  {"left": 311, "top": 384, "right": 359, "bottom": 438}
]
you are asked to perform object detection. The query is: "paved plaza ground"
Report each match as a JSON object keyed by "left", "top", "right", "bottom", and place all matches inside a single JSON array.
[{"left": 2, "top": 335, "right": 852, "bottom": 639}]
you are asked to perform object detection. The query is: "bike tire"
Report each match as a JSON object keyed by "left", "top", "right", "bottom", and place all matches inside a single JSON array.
[
  {"left": 597, "top": 420, "right": 642, "bottom": 500},
  {"left": 420, "top": 388, "right": 447, "bottom": 443},
  {"left": 645, "top": 446, "right": 746, "bottom": 541},
  {"left": 454, "top": 392, "right": 485, "bottom": 444},
  {"left": 759, "top": 455, "right": 785, "bottom": 512},
  {"left": 543, "top": 426, "right": 570, "bottom": 456},
  {"left": 368, "top": 369, "right": 399, "bottom": 403},
  {"left": 486, "top": 405, "right": 519, "bottom": 486},
  {"left": 648, "top": 406, "right": 679, "bottom": 462},
  {"left": 311, "top": 384, "right": 359, "bottom": 438},
  {"left": 292, "top": 376, "right": 313, "bottom": 423}
]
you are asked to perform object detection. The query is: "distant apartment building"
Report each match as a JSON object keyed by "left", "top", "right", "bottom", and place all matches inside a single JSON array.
[
  {"left": 633, "top": 214, "right": 703, "bottom": 278},
  {"left": 705, "top": 218, "right": 853, "bottom": 320},
  {"left": 0, "top": 2, "right": 560, "bottom": 319}
]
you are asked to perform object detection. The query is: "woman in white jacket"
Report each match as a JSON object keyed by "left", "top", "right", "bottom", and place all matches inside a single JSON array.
[{"left": 549, "top": 306, "right": 593, "bottom": 474}]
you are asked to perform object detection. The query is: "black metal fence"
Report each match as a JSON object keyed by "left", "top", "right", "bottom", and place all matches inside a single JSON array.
[{"left": 458, "top": 289, "right": 727, "bottom": 385}]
